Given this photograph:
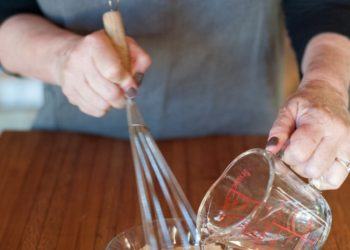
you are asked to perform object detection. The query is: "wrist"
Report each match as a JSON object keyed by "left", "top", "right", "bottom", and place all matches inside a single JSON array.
[
  {"left": 299, "top": 79, "right": 349, "bottom": 108},
  {"left": 301, "top": 33, "right": 350, "bottom": 94}
]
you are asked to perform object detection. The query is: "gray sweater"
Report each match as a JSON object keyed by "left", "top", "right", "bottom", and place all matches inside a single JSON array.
[{"left": 33, "top": 0, "right": 284, "bottom": 139}]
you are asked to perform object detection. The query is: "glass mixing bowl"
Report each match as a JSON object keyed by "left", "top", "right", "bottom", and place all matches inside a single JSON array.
[{"left": 105, "top": 219, "right": 223, "bottom": 250}]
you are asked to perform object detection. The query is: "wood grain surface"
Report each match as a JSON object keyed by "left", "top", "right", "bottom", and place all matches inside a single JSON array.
[{"left": 0, "top": 131, "right": 348, "bottom": 250}]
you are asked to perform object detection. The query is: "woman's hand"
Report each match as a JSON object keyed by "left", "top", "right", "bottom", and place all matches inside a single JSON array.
[
  {"left": 0, "top": 15, "right": 151, "bottom": 117},
  {"left": 267, "top": 33, "right": 350, "bottom": 190},
  {"left": 56, "top": 30, "right": 151, "bottom": 117},
  {"left": 267, "top": 81, "right": 350, "bottom": 190}
]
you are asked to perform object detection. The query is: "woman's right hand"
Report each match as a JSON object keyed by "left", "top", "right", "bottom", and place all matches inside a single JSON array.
[{"left": 56, "top": 30, "right": 151, "bottom": 117}]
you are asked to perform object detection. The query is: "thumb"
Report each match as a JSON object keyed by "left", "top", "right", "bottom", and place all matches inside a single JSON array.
[{"left": 266, "top": 106, "right": 296, "bottom": 154}]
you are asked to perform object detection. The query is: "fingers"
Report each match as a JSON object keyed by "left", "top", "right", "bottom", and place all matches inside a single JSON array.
[
  {"left": 267, "top": 83, "right": 350, "bottom": 190},
  {"left": 282, "top": 126, "right": 338, "bottom": 179},
  {"left": 79, "top": 78, "right": 110, "bottom": 111},
  {"left": 282, "top": 124, "right": 323, "bottom": 170},
  {"left": 63, "top": 85, "right": 107, "bottom": 117},
  {"left": 90, "top": 31, "right": 137, "bottom": 92},
  {"left": 302, "top": 137, "right": 337, "bottom": 178},
  {"left": 310, "top": 159, "right": 349, "bottom": 190},
  {"left": 78, "top": 98, "right": 106, "bottom": 118},
  {"left": 126, "top": 37, "right": 152, "bottom": 75},
  {"left": 59, "top": 30, "right": 152, "bottom": 117},
  {"left": 85, "top": 63, "right": 125, "bottom": 109},
  {"left": 267, "top": 106, "right": 296, "bottom": 154}
]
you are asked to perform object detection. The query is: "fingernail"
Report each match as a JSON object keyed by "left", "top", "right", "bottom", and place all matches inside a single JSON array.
[
  {"left": 125, "top": 87, "right": 138, "bottom": 99},
  {"left": 266, "top": 137, "right": 279, "bottom": 148},
  {"left": 134, "top": 72, "right": 144, "bottom": 86}
]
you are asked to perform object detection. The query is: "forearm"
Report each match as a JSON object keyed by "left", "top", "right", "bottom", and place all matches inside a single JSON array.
[
  {"left": 301, "top": 33, "right": 350, "bottom": 102},
  {"left": 0, "top": 14, "right": 81, "bottom": 84}
]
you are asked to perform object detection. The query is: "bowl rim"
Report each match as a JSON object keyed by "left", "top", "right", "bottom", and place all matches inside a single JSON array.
[{"left": 106, "top": 218, "right": 197, "bottom": 249}]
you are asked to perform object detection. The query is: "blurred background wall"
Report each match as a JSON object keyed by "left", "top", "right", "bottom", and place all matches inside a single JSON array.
[{"left": 0, "top": 69, "right": 43, "bottom": 133}]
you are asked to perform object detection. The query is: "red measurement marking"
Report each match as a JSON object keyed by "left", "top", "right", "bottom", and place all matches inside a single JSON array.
[
  {"left": 221, "top": 214, "right": 246, "bottom": 221},
  {"left": 270, "top": 203, "right": 287, "bottom": 247},
  {"left": 221, "top": 170, "right": 255, "bottom": 209},
  {"left": 221, "top": 188, "right": 261, "bottom": 221},
  {"left": 218, "top": 170, "right": 317, "bottom": 247},
  {"left": 222, "top": 185, "right": 260, "bottom": 208},
  {"left": 271, "top": 222, "right": 316, "bottom": 245},
  {"left": 232, "top": 169, "right": 251, "bottom": 188},
  {"left": 230, "top": 189, "right": 261, "bottom": 205}
]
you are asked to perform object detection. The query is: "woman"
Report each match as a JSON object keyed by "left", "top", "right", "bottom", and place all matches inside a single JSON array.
[{"left": 0, "top": 0, "right": 350, "bottom": 190}]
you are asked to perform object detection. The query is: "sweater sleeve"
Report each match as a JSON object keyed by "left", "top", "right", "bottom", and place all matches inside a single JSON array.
[{"left": 283, "top": 0, "right": 350, "bottom": 64}]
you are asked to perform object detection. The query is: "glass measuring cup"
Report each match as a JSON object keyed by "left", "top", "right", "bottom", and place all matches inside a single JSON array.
[{"left": 197, "top": 148, "right": 332, "bottom": 250}]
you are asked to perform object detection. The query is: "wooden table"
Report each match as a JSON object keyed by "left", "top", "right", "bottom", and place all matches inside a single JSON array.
[{"left": 0, "top": 131, "right": 348, "bottom": 250}]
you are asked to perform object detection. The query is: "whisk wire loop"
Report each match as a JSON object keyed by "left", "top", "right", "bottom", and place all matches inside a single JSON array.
[
  {"left": 138, "top": 130, "right": 192, "bottom": 248},
  {"left": 127, "top": 99, "right": 199, "bottom": 249},
  {"left": 133, "top": 128, "right": 173, "bottom": 248}
]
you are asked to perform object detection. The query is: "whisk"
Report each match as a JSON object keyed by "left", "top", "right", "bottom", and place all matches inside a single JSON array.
[
  {"left": 103, "top": 7, "right": 199, "bottom": 249},
  {"left": 126, "top": 99, "right": 199, "bottom": 249}
]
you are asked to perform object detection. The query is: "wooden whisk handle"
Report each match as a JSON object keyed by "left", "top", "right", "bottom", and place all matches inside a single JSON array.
[{"left": 103, "top": 11, "right": 131, "bottom": 72}]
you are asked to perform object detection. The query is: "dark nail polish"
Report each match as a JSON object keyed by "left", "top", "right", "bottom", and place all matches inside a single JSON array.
[
  {"left": 266, "top": 137, "right": 279, "bottom": 148},
  {"left": 134, "top": 72, "right": 144, "bottom": 86},
  {"left": 126, "top": 87, "right": 138, "bottom": 99}
]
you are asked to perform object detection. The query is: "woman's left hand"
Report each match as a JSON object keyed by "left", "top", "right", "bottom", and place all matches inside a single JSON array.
[{"left": 267, "top": 80, "right": 350, "bottom": 190}]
